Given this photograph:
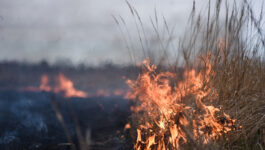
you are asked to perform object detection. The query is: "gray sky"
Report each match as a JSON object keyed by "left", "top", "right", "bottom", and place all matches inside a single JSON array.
[{"left": 0, "top": 0, "right": 263, "bottom": 66}]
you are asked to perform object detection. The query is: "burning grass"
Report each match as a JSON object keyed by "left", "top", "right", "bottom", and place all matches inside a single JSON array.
[
  {"left": 126, "top": 53, "right": 265, "bottom": 149},
  {"left": 122, "top": 0, "right": 265, "bottom": 149},
  {"left": 1, "top": 0, "right": 264, "bottom": 149},
  {"left": 24, "top": 73, "right": 88, "bottom": 98},
  {"left": 126, "top": 55, "right": 237, "bottom": 149}
]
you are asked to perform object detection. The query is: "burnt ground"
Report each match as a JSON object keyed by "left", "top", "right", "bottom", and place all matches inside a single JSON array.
[
  {"left": 0, "top": 90, "right": 133, "bottom": 150},
  {"left": 0, "top": 62, "right": 138, "bottom": 150}
]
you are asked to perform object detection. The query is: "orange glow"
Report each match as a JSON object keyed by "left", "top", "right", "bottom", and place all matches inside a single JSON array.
[
  {"left": 39, "top": 74, "right": 51, "bottom": 92},
  {"left": 124, "top": 123, "right": 131, "bottom": 130},
  {"left": 24, "top": 73, "right": 88, "bottom": 98},
  {"left": 53, "top": 73, "right": 87, "bottom": 98},
  {"left": 126, "top": 57, "right": 235, "bottom": 149},
  {"left": 113, "top": 89, "right": 125, "bottom": 96},
  {"left": 96, "top": 89, "right": 110, "bottom": 97},
  {"left": 24, "top": 74, "right": 129, "bottom": 98}
]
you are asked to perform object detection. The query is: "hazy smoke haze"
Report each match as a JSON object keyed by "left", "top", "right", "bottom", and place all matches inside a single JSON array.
[{"left": 0, "top": 0, "right": 263, "bottom": 66}]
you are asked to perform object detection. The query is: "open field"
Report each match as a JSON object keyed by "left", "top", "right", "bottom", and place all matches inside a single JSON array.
[{"left": 1, "top": 0, "right": 265, "bottom": 150}]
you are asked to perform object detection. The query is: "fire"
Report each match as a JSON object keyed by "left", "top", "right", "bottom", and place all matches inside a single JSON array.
[
  {"left": 125, "top": 123, "right": 131, "bottom": 130},
  {"left": 25, "top": 73, "right": 127, "bottom": 98},
  {"left": 54, "top": 73, "right": 87, "bottom": 98},
  {"left": 36, "top": 73, "right": 87, "bottom": 98},
  {"left": 96, "top": 89, "right": 110, "bottom": 97},
  {"left": 126, "top": 57, "right": 235, "bottom": 149},
  {"left": 40, "top": 74, "right": 51, "bottom": 92}
]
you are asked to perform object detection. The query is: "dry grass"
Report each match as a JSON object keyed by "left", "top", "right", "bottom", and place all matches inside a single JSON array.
[
  {"left": 120, "top": 0, "right": 265, "bottom": 149},
  {"left": 182, "top": 1, "right": 265, "bottom": 149}
]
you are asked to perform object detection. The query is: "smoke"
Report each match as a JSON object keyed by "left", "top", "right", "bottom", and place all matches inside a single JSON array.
[
  {"left": 0, "top": 0, "right": 193, "bottom": 66},
  {"left": 0, "top": 0, "right": 263, "bottom": 66},
  {"left": 0, "top": 131, "right": 18, "bottom": 144}
]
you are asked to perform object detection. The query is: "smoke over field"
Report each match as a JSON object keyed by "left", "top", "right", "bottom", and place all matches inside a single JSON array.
[{"left": 0, "top": 0, "right": 265, "bottom": 150}]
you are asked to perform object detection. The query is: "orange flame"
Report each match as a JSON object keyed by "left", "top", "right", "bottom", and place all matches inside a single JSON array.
[
  {"left": 31, "top": 73, "right": 88, "bottom": 98},
  {"left": 127, "top": 57, "right": 235, "bottom": 149},
  {"left": 54, "top": 73, "right": 87, "bottom": 98},
  {"left": 40, "top": 74, "right": 51, "bottom": 92},
  {"left": 24, "top": 74, "right": 128, "bottom": 98}
]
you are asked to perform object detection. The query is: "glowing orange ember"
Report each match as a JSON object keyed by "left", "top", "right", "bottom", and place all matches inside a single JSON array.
[
  {"left": 124, "top": 123, "right": 131, "bottom": 130},
  {"left": 126, "top": 58, "right": 235, "bottom": 149}
]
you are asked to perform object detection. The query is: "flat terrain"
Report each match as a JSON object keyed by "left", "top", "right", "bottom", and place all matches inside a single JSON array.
[
  {"left": 0, "top": 62, "right": 136, "bottom": 150},
  {"left": 0, "top": 90, "right": 132, "bottom": 150}
]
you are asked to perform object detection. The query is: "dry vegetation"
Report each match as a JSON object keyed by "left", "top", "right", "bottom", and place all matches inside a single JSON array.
[
  {"left": 121, "top": 0, "right": 265, "bottom": 149},
  {"left": 181, "top": 1, "right": 265, "bottom": 149}
]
